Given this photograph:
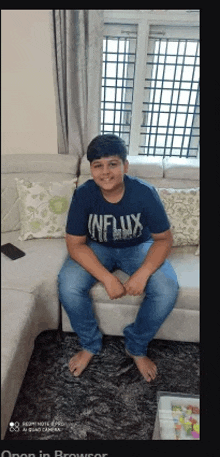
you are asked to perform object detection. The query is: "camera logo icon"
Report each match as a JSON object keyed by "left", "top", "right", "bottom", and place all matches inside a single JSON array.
[{"left": 9, "top": 421, "right": 20, "bottom": 432}]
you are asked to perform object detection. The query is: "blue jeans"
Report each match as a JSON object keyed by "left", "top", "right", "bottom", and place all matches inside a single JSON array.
[{"left": 58, "top": 240, "right": 179, "bottom": 356}]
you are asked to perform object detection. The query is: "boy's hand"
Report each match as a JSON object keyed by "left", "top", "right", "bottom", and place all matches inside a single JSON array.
[
  {"left": 103, "top": 274, "right": 126, "bottom": 300},
  {"left": 124, "top": 270, "right": 149, "bottom": 296}
]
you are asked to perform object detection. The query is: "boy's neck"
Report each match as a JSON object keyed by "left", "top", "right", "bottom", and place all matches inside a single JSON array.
[{"left": 100, "top": 182, "right": 125, "bottom": 203}]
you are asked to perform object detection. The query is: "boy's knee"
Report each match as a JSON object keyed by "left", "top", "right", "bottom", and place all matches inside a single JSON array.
[
  {"left": 148, "top": 270, "right": 178, "bottom": 303},
  {"left": 58, "top": 267, "right": 94, "bottom": 301}
]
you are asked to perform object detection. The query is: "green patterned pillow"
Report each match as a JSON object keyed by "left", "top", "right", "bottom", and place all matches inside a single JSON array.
[
  {"left": 16, "top": 178, "right": 77, "bottom": 240},
  {"left": 157, "top": 188, "right": 200, "bottom": 247}
]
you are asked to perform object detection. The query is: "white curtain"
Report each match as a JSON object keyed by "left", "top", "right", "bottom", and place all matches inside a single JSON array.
[{"left": 50, "top": 10, "right": 103, "bottom": 157}]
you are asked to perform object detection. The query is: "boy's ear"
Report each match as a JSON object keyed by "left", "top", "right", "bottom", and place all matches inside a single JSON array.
[{"left": 124, "top": 160, "right": 129, "bottom": 173}]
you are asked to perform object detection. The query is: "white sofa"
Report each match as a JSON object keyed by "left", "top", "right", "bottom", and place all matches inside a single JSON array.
[{"left": 1, "top": 153, "right": 199, "bottom": 439}]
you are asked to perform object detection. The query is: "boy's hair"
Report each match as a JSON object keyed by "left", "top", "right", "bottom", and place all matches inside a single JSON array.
[{"left": 87, "top": 134, "right": 128, "bottom": 163}]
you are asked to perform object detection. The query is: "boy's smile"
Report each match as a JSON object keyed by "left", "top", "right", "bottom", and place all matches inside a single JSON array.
[{"left": 90, "top": 156, "right": 129, "bottom": 200}]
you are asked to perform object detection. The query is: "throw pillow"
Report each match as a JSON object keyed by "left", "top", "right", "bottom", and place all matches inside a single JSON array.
[
  {"left": 16, "top": 178, "right": 77, "bottom": 240},
  {"left": 157, "top": 188, "right": 200, "bottom": 247}
]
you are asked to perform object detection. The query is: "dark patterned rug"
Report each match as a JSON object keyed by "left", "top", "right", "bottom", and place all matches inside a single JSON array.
[{"left": 4, "top": 330, "right": 200, "bottom": 440}]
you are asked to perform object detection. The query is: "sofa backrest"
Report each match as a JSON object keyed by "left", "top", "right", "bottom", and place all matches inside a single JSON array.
[
  {"left": 1, "top": 153, "right": 200, "bottom": 240},
  {"left": 77, "top": 155, "right": 200, "bottom": 249},
  {"left": 78, "top": 155, "right": 200, "bottom": 189},
  {"left": 1, "top": 154, "right": 79, "bottom": 233}
]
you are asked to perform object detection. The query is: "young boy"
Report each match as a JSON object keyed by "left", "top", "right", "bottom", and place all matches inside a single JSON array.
[{"left": 58, "top": 134, "right": 179, "bottom": 382}]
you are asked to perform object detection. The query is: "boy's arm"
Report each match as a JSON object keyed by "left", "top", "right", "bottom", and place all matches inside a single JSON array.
[
  {"left": 65, "top": 234, "right": 125, "bottom": 299},
  {"left": 124, "top": 229, "right": 173, "bottom": 296}
]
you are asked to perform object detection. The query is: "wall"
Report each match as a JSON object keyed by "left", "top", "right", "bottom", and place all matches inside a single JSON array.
[
  {"left": 2, "top": 10, "right": 57, "bottom": 155},
  {"left": 2, "top": 10, "right": 199, "bottom": 157}
]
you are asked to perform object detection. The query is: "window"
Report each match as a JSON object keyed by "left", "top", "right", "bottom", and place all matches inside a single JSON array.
[
  {"left": 101, "top": 14, "right": 200, "bottom": 158},
  {"left": 101, "top": 24, "right": 137, "bottom": 149},
  {"left": 141, "top": 27, "right": 200, "bottom": 157}
]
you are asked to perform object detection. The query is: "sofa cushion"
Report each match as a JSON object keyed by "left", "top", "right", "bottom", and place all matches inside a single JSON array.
[
  {"left": 1, "top": 286, "right": 60, "bottom": 439},
  {"left": 1, "top": 233, "right": 199, "bottom": 312},
  {"left": 80, "top": 154, "right": 163, "bottom": 177},
  {"left": 1, "top": 289, "right": 36, "bottom": 439},
  {"left": 88, "top": 304, "right": 199, "bottom": 341},
  {"left": 1, "top": 154, "right": 79, "bottom": 233},
  {"left": 79, "top": 154, "right": 91, "bottom": 175},
  {"left": 90, "top": 246, "right": 199, "bottom": 312},
  {"left": 63, "top": 245, "right": 199, "bottom": 340},
  {"left": 168, "top": 245, "right": 199, "bottom": 311},
  {"left": 124, "top": 155, "right": 164, "bottom": 178},
  {"left": 1, "top": 233, "right": 67, "bottom": 292},
  {"left": 163, "top": 157, "right": 200, "bottom": 180},
  {"left": 77, "top": 155, "right": 164, "bottom": 186},
  {"left": 157, "top": 188, "right": 200, "bottom": 246},
  {"left": 78, "top": 175, "right": 201, "bottom": 189},
  {"left": 1, "top": 153, "right": 79, "bottom": 174},
  {"left": 2, "top": 173, "right": 78, "bottom": 234},
  {"left": 16, "top": 178, "right": 76, "bottom": 240}
]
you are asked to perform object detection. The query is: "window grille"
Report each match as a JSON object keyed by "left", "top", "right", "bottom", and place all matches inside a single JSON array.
[
  {"left": 140, "top": 29, "right": 200, "bottom": 157},
  {"left": 101, "top": 22, "right": 200, "bottom": 158},
  {"left": 101, "top": 24, "right": 137, "bottom": 149}
]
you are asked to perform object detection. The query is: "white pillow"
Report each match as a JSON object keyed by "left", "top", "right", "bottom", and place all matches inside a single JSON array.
[
  {"left": 157, "top": 188, "right": 200, "bottom": 247},
  {"left": 16, "top": 178, "right": 77, "bottom": 240}
]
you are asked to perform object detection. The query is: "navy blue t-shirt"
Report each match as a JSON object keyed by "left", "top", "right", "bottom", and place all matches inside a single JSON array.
[{"left": 66, "top": 175, "right": 170, "bottom": 248}]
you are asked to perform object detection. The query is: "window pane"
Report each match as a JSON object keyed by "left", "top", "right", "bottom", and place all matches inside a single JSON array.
[
  {"left": 106, "top": 63, "right": 117, "bottom": 78},
  {"left": 140, "top": 37, "right": 200, "bottom": 157},
  {"left": 101, "top": 34, "right": 137, "bottom": 150},
  {"left": 179, "top": 91, "right": 190, "bottom": 105},
  {"left": 186, "top": 41, "right": 198, "bottom": 55},
  {"left": 167, "top": 41, "right": 178, "bottom": 55}
]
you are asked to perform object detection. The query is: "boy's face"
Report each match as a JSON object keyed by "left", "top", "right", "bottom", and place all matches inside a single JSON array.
[{"left": 90, "top": 156, "right": 129, "bottom": 193}]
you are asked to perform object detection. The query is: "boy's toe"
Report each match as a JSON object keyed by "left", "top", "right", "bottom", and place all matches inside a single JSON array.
[{"left": 72, "top": 368, "right": 80, "bottom": 377}]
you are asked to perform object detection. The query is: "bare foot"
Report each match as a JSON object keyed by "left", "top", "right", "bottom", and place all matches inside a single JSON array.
[
  {"left": 69, "top": 350, "right": 94, "bottom": 377},
  {"left": 126, "top": 350, "right": 157, "bottom": 382}
]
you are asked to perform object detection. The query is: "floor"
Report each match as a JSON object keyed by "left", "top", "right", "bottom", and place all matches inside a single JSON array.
[{"left": 4, "top": 330, "right": 200, "bottom": 441}]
